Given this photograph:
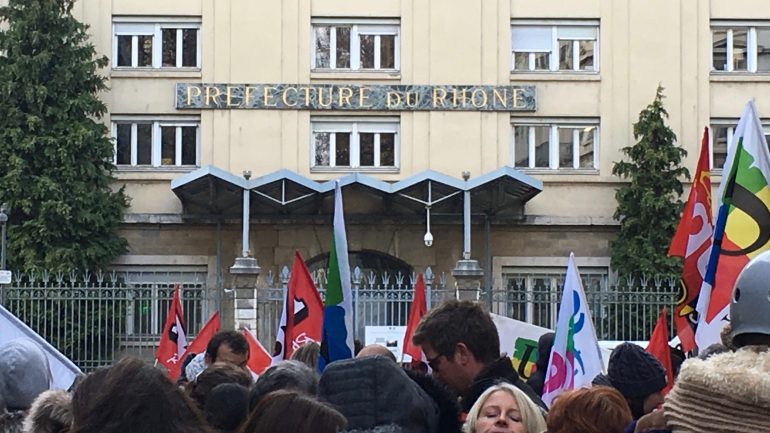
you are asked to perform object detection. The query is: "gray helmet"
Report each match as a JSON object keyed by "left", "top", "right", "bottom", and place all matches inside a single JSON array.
[{"left": 730, "top": 250, "right": 770, "bottom": 346}]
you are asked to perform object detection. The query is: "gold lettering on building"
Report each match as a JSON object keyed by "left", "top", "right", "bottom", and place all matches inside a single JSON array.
[
  {"left": 471, "top": 89, "right": 488, "bottom": 108},
  {"left": 263, "top": 86, "right": 278, "bottom": 107},
  {"left": 205, "top": 86, "right": 222, "bottom": 106},
  {"left": 452, "top": 88, "right": 469, "bottom": 107},
  {"left": 359, "top": 87, "right": 372, "bottom": 108},
  {"left": 317, "top": 87, "right": 333, "bottom": 107},
  {"left": 492, "top": 88, "right": 508, "bottom": 107},
  {"left": 282, "top": 87, "right": 298, "bottom": 107},
  {"left": 186, "top": 86, "right": 201, "bottom": 106},
  {"left": 432, "top": 88, "right": 448, "bottom": 108},
  {"left": 338, "top": 87, "right": 353, "bottom": 107},
  {"left": 302, "top": 87, "right": 313, "bottom": 106},
  {"left": 512, "top": 88, "right": 524, "bottom": 108},
  {"left": 244, "top": 86, "right": 258, "bottom": 106},
  {"left": 386, "top": 91, "right": 401, "bottom": 108},
  {"left": 226, "top": 86, "right": 239, "bottom": 107},
  {"left": 405, "top": 92, "right": 420, "bottom": 108}
]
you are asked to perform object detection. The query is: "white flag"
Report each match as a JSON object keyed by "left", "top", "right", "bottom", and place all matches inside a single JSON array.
[
  {"left": 0, "top": 304, "right": 81, "bottom": 390},
  {"left": 541, "top": 253, "right": 604, "bottom": 407}
]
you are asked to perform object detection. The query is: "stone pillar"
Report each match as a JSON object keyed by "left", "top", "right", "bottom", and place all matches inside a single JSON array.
[
  {"left": 230, "top": 255, "right": 260, "bottom": 330},
  {"left": 452, "top": 252, "right": 484, "bottom": 302}
]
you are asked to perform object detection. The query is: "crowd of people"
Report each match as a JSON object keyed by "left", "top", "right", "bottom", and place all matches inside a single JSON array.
[{"left": 3, "top": 253, "right": 770, "bottom": 433}]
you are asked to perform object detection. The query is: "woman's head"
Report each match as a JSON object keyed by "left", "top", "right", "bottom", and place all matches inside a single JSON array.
[
  {"left": 290, "top": 342, "right": 320, "bottom": 370},
  {"left": 546, "top": 386, "right": 633, "bottom": 433},
  {"left": 69, "top": 357, "right": 214, "bottom": 433},
  {"left": 463, "top": 383, "right": 546, "bottom": 433},
  {"left": 238, "top": 390, "right": 346, "bottom": 433},
  {"left": 187, "top": 362, "right": 253, "bottom": 410}
]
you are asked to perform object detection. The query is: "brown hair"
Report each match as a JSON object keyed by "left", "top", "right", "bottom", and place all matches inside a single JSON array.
[
  {"left": 238, "top": 390, "right": 346, "bottom": 433},
  {"left": 412, "top": 300, "right": 499, "bottom": 363},
  {"left": 69, "top": 357, "right": 215, "bottom": 433},
  {"left": 290, "top": 341, "right": 320, "bottom": 370},
  {"left": 546, "top": 387, "right": 633, "bottom": 433},
  {"left": 187, "top": 362, "right": 252, "bottom": 410}
]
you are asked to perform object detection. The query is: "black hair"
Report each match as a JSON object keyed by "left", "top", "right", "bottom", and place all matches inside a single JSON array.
[{"left": 206, "top": 331, "right": 249, "bottom": 363}]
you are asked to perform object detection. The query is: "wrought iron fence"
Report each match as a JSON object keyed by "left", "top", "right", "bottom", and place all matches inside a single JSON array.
[{"left": 0, "top": 267, "right": 677, "bottom": 372}]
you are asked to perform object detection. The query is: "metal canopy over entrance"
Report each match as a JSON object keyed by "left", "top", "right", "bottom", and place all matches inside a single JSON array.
[{"left": 171, "top": 165, "right": 543, "bottom": 221}]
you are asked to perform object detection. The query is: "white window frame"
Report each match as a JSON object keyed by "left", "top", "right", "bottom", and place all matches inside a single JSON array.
[
  {"left": 511, "top": 118, "right": 600, "bottom": 170},
  {"left": 112, "top": 18, "right": 201, "bottom": 69},
  {"left": 494, "top": 256, "right": 610, "bottom": 329},
  {"left": 511, "top": 20, "right": 600, "bottom": 73},
  {"left": 112, "top": 116, "right": 201, "bottom": 168},
  {"left": 711, "top": 22, "right": 770, "bottom": 73},
  {"left": 709, "top": 119, "right": 770, "bottom": 170},
  {"left": 310, "top": 117, "right": 400, "bottom": 171},
  {"left": 311, "top": 18, "right": 400, "bottom": 71}
]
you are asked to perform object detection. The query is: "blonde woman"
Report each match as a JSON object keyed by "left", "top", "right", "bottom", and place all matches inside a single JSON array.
[{"left": 463, "top": 383, "right": 547, "bottom": 433}]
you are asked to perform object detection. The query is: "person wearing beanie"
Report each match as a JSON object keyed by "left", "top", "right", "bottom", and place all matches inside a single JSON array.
[{"left": 607, "top": 342, "right": 667, "bottom": 420}]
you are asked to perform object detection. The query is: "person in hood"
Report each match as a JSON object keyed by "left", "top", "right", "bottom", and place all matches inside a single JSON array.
[
  {"left": 411, "top": 300, "right": 546, "bottom": 414},
  {"left": 0, "top": 339, "right": 52, "bottom": 433},
  {"left": 525, "top": 333, "right": 554, "bottom": 397},
  {"left": 318, "top": 356, "right": 440, "bottom": 433}
]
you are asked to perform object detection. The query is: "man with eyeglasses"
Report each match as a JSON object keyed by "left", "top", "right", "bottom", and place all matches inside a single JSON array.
[{"left": 412, "top": 300, "right": 546, "bottom": 416}]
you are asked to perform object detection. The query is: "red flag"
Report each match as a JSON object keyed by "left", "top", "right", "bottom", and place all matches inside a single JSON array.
[
  {"left": 244, "top": 328, "right": 272, "bottom": 374},
  {"left": 402, "top": 273, "right": 427, "bottom": 364},
  {"left": 646, "top": 308, "right": 674, "bottom": 396},
  {"left": 272, "top": 250, "right": 324, "bottom": 362},
  {"left": 668, "top": 128, "right": 713, "bottom": 353},
  {"left": 156, "top": 284, "right": 188, "bottom": 371},
  {"left": 168, "top": 311, "right": 221, "bottom": 380}
]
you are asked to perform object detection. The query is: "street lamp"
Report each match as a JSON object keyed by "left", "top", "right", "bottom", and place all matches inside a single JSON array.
[{"left": 0, "top": 203, "right": 7, "bottom": 271}]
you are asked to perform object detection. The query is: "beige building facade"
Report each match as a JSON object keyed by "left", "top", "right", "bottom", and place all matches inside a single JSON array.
[{"left": 30, "top": 0, "right": 770, "bottom": 328}]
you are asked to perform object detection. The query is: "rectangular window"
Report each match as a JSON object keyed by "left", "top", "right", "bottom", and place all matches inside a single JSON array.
[
  {"left": 511, "top": 21, "right": 599, "bottom": 72},
  {"left": 712, "top": 23, "right": 770, "bottom": 73},
  {"left": 112, "top": 118, "right": 200, "bottom": 168},
  {"left": 512, "top": 119, "right": 599, "bottom": 170},
  {"left": 709, "top": 120, "right": 770, "bottom": 170},
  {"left": 311, "top": 118, "right": 399, "bottom": 171},
  {"left": 501, "top": 266, "right": 608, "bottom": 329},
  {"left": 113, "top": 20, "right": 200, "bottom": 69},
  {"left": 311, "top": 19, "right": 400, "bottom": 72}
]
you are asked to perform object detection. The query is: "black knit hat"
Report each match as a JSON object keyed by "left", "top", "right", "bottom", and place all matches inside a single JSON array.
[{"left": 607, "top": 342, "right": 667, "bottom": 398}]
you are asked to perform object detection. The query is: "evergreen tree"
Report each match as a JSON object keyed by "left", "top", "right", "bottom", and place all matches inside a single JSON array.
[
  {"left": 0, "top": 0, "right": 128, "bottom": 272},
  {"left": 611, "top": 85, "right": 689, "bottom": 280}
]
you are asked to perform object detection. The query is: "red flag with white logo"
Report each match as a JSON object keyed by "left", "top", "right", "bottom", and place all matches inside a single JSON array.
[
  {"left": 156, "top": 284, "right": 187, "bottom": 371},
  {"left": 272, "top": 250, "right": 324, "bottom": 363},
  {"left": 668, "top": 128, "right": 713, "bottom": 353},
  {"left": 168, "top": 311, "right": 221, "bottom": 380}
]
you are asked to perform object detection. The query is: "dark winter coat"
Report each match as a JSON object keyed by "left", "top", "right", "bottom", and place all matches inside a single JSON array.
[
  {"left": 404, "top": 370, "right": 462, "bottom": 433},
  {"left": 461, "top": 357, "right": 547, "bottom": 414},
  {"left": 525, "top": 332, "right": 554, "bottom": 397},
  {"left": 318, "top": 357, "right": 439, "bottom": 433}
]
